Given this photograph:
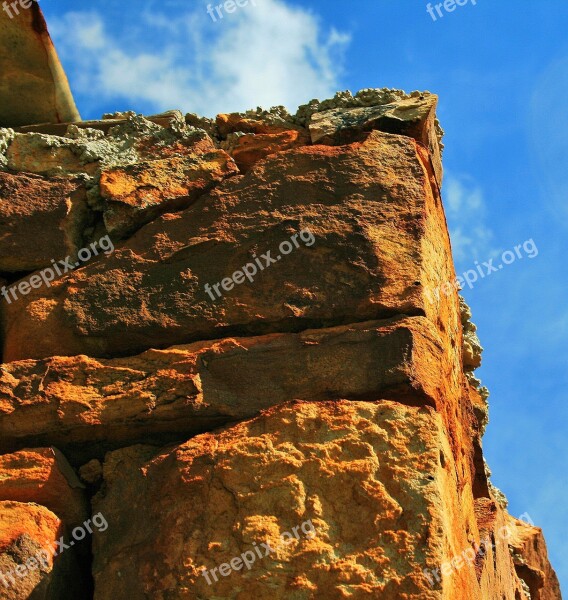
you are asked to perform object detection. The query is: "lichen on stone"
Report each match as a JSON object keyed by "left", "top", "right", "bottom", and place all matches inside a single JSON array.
[
  {"left": 219, "top": 131, "right": 248, "bottom": 154},
  {"left": 294, "top": 88, "right": 425, "bottom": 126},
  {"left": 220, "top": 88, "right": 446, "bottom": 149},
  {"left": 64, "top": 124, "right": 105, "bottom": 141},
  {"left": 0, "top": 127, "right": 14, "bottom": 170},
  {"left": 469, "top": 372, "right": 490, "bottom": 435},
  {"left": 520, "top": 578, "right": 532, "bottom": 600},
  {"left": 102, "top": 110, "right": 137, "bottom": 120},
  {"left": 460, "top": 295, "right": 484, "bottom": 372},
  {"left": 460, "top": 295, "right": 490, "bottom": 436},
  {"left": 293, "top": 87, "right": 445, "bottom": 150}
]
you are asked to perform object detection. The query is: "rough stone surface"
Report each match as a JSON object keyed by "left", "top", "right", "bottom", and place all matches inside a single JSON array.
[
  {"left": 3, "top": 115, "right": 214, "bottom": 178},
  {"left": 308, "top": 96, "right": 443, "bottom": 186},
  {"left": 0, "top": 128, "right": 14, "bottom": 170},
  {"left": 471, "top": 497, "right": 527, "bottom": 600},
  {"left": 99, "top": 150, "right": 238, "bottom": 238},
  {"left": 460, "top": 296, "right": 483, "bottom": 372},
  {"left": 0, "top": 448, "right": 88, "bottom": 527},
  {"left": 221, "top": 130, "right": 309, "bottom": 173},
  {"left": 509, "top": 516, "right": 563, "bottom": 600},
  {"left": 78, "top": 458, "right": 102, "bottom": 486},
  {"left": 0, "top": 317, "right": 450, "bottom": 460},
  {"left": 295, "top": 89, "right": 437, "bottom": 125},
  {"left": 5, "top": 132, "right": 101, "bottom": 177},
  {"left": 216, "top": 111, "right": 307, "bottom": 137},
  {"left": 92, "top": 401, "right": 476, "bottom": 600},
  {"left": 14, "top": 110, "right": 184, "bottom": 137},
  {"left": 92, "top": 401, "right": 556, "bottom": 600},
  {"left": 2, "top": 130, "right": 459, "bottom": 363},
  {"left": 0, "top": 171, "right": 89, "bottom": 272},
  {"left": 0, "top": 501, "right": 85, "bottom": 599},
  {"left": 0, "top": 59, "right": 561, "bottom": 599}
]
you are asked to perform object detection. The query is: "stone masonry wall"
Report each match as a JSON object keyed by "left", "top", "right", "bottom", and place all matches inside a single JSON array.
[{"left": 0, "top": 88, "right": 562, "bottom": 599}]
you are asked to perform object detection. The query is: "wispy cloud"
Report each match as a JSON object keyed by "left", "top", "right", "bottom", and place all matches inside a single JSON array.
[
  {"left": 49, "top": 0, "right": 350, "bottom": 118},
  {"left": 444, "top": 173, "right": 495, "bottom": 265}
]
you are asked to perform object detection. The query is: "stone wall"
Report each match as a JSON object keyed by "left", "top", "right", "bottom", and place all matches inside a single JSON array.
[{"left": 0, "top": 90, "right": 562, "bottom": 599}]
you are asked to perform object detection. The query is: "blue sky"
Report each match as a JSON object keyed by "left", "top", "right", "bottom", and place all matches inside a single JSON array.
[{"left": 41, "top": 0, "right": 567, "bottom": 590}]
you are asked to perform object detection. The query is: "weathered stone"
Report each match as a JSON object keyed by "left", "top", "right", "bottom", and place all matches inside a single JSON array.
[
  {"left": 12, "top": 111, "right": 184, "bottom": 137},
  {"left": 216, "top": 112, "right": 305, "bottom": 137},
  {"left": 0, "top": 317, "right": 452, "bottom": 459},
  {"left": 0, "top": 448, "right": 88, "bottom": 527},
  {"left": 509, "top": 516, "right": 563, "bottom": 600},
  {"left": 4, "top": 115, "right": 219, "bottom": 178},
  {"left": 308, "top": 96, "right": 443, "bottom": 186},
  {"left": 91, "top": 401, "right": 478, "bottom": 599},
  {"left": 472, "top": 497, "right": 527, "bottom": 599},
  {"left": 0, "top": 127, "right": 14, "bottom": 170},
  {"left": 5, "top": 133, "right": 100, "bottom": 176},
  {"left": 308, "top": 96, "right": 434, "bottom": 144},
  {"left": 131, "top": 127, "right": 217, "bottom": 162},
  {"left": 295, "top": 89, "right": 424, "bottom": 125},
  {"left": 224, "top": 130, "right": 309, "bottom": 173},
  {"left": 0, "top": 172, "right": 89, "bottom": 272},
  {"left": 2, "top": 131, "right": 460, "bottom": 363},
  {"left": 0, "top": 3, "right": 80, "bottom": 127},
  {"left": 78, "top": 459, "right": 102, "bottom": 486},
  {"left": 295, "top": 89, "right": 444, "bottom": 150},
  {"left": 100, "top": 151, "right": 238, "bottom": 238},
  {"left": 0, "top": 501, "right": 85, "bottom": 599},
  {"left": 184, "top": 112, "right": 217, "bottom": 134},
  {"left": 469, "top": 382, "right": 489, "bottom": 435},
  {"left": 460, "top": 296, "right": 483, "bottom": 371}
]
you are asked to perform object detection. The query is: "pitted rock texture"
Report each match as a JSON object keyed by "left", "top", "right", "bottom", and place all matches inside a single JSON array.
[
  {"left": 91, "top": 401, "right": 557, "bottom": 600},
  {"left": 92, "top": 401, "right": 475, "bottom": 600}
]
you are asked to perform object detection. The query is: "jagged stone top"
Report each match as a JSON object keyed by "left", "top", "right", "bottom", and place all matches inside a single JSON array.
[
  {"left": 249, "top": 87, "right": 436, "bottom": 124},
  {"left": 188, "top": 87, "right": 445, "bottom": 145},
  {"left": 0, "top": 87, "right": 447, "bottom": 181}
]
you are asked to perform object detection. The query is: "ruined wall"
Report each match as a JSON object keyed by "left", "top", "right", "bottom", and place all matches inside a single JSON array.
[{"left": 0, "top": 88, "right": 562, "bottom": 599}]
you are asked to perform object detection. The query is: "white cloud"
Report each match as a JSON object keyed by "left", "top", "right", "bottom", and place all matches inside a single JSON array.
[
  {"left": 444, "top": 173, "right": 495, "bottom": 264},
  {"left": 49, "top": 1, "right": 350, "bottom": 117}
]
